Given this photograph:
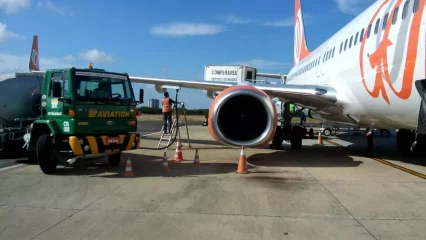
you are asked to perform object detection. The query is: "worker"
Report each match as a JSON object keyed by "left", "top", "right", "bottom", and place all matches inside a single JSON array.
[
  {"left": 289, "top": 103, "right": 295, "bottom": 114},
  {"left": 162, "top": 92, "right": 180, "bottom": 134},
  {"left": 92, "top": 82, "right": 110, "bottom": 98},
  {"left": 300, "top": 111, "right": 306, "bottom": 125}
]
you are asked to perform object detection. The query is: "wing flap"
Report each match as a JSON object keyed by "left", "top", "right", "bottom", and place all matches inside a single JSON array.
[{"left": 129, "top": 76, "right": 235, "bottom": 91}]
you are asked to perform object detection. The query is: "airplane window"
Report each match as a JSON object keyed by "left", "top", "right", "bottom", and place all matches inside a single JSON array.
[
  {"left": 349, "top": 35, "right": 353, "bottom": 48},
  {"left": 332, "top": 47, "right": 335, "bottom": 57},
  {"left": 354, "top": 32, "right": 359, "bottom": 46},
  {"left": 367, "top": 24, "right": 372, "bottom": 38},
  {"left": 360, "top": 28, "right": 365, "bottom": 42},
  {"left": 402, "top": 0, "right": 410, "bottom": 19},
  {"left": 414, "top": 0, "right": 419, "bottom": 13},
  {"left": 344, "top": 39, "right": 348, "bottom": 50},
  {"left": 383, "top": 13, "right": 389, "bottom": 29},
  {"left": 340, "top": 42, "right": 343, "bottom": 53},
  {"left": 392, "top": 6, "right": 399, "bottom": 24},
  {"left": 374, "top": 18, "right": 380, "bottom": 34}
]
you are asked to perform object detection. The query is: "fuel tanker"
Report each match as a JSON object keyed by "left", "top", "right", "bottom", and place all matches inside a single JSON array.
[
  {"left": 0, "top": 36, "right": 142, "bottom": 175},
  {"left": 0, "top": 73, "right": 43, "bottom": 127}
]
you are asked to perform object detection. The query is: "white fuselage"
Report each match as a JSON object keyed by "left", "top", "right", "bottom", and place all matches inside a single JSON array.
[{"left": 287, "top": 0, "right": 425, "bottom": 130}]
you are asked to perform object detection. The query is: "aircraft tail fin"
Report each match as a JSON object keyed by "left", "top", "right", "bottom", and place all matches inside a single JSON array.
[
  {"left": 29, "top": 35, "right": 40, "bottom": 72},
  {"left": 294, "top": 0, "right": 311, "bottom": 66}
]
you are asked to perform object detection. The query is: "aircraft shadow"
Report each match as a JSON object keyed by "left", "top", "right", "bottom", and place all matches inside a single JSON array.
[
  {"left": 247, "top": 144, "right": 364, "bottom": 168},
  {"left": 26, "top": 152, "right": 243, "bottom": 178},
  {"left": 332, "top": 133, "right": 426, "bottom": 167}
]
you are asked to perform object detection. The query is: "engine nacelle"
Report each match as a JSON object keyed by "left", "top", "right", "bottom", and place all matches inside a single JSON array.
[{"left": 208, "top": 85, "right": 278, "bottom": 147}]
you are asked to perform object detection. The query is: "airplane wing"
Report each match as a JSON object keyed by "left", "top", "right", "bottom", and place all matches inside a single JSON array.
[{"left": 129, "top": 76, "right": 340, "bottom": 115}]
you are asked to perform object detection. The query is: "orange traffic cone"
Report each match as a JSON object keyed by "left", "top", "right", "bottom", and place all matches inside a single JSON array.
[
  {"left": 317, "top": 130, "right": 323, "bottom": 145},
  {"left": 174, "top": 138, "right": 183, "bottom": 162},
  {"left": 124, "top": 159, "right": 134, "bottom": 177},
  {"left": 193, "top": 149, "right": 200, "bottom": 166},
  {"left": 162, "top": 152, "right": 169, "bottom": 171},
  {"left": 236, "top": 146, "right": 249, "bottom": 174}
]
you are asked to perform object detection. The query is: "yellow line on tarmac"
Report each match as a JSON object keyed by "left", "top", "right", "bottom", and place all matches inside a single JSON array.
[{"left": 324, "top": 139, "right": 426, "bottom": 180}]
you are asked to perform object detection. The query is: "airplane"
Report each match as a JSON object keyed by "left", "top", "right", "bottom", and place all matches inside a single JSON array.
[{"left": 31, "top": 0, "right": 426, "bottom": 155}]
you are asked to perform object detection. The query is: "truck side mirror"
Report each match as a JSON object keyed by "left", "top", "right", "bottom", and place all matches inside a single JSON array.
[{"left": 139, "top": 89, "right": 144, "bottom": 103}]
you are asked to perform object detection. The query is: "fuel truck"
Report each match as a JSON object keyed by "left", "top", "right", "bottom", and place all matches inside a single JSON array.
[{"left": 0, "top": 36, "right": 142, "bottom": 174}]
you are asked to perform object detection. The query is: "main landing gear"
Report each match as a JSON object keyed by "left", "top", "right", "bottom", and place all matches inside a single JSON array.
[
  {"left": 270, "top": 102, "right": 306, "bottom": 151},
  {"left": 368, "top": 128, "right": 424, "bottom": 156}
]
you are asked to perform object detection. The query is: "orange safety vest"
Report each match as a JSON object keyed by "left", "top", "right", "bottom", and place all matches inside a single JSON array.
[{"left": 162, "top": 97, "right": 172, "bottom": 112}]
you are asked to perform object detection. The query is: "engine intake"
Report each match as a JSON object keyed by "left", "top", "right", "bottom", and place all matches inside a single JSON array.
[{"left": 208, "top": 85, "right": 277, "bottom": 147}]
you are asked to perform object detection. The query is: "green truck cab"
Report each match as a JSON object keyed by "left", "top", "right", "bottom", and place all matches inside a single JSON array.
[{"left": 28, "top": 66, "right": 143, "bottom": 174}]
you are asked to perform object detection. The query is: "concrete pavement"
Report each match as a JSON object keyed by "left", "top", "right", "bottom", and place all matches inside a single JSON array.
[{"left": 1, "top": 125, "right": 426, "bottom": 239}]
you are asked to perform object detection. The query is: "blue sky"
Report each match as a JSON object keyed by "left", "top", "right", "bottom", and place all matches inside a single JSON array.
[{"left": 0, "top": 0, "right": 374, "bottom": 109}]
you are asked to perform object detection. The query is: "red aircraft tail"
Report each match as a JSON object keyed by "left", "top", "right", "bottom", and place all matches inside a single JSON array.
[{"left": 29, "top": 35, "right": 40, "bottom": 72}]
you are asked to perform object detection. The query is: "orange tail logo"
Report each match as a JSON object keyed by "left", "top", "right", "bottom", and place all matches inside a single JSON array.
[
  {"left": 294, "top": 0, "right": 310, "bottom": 66},
  {"left": 359, "top": 0, "right": 425, "bottom": 104},
  {"left": 29, "top": 35, "right": 39, "bottom": 72}
]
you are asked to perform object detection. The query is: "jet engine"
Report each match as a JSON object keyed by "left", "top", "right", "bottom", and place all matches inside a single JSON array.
[{"left": 208, "top": 85, "right": 278, "bottom": 147}]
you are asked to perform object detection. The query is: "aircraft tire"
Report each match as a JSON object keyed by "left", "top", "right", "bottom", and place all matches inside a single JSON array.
[
  {"left": 309, "top": 128, "right": 314, "bottom": 139},
  {"left": 397, "top": 129, "right": 415, "bottom": 154},
  {"left": 270, "top": 126, "right": 284, "bottom": 149},
  {"left": 290, "top": 126, "right": 303, "bottom": 151}
]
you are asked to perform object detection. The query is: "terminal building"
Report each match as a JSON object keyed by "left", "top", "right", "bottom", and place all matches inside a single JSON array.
[{"left": 148, "top": 98, "right": 160, "bottom": 109}]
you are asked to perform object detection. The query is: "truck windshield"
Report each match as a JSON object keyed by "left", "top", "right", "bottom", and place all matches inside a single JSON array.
[{"left": 73, "top": 71, "right": 134, "bottom": 102}]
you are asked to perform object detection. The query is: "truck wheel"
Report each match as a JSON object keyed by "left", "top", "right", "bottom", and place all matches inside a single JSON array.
[
  {"left": 380, "top": 129, "right": 389, "bottom": 137},
  {"left": 108, "top": 153, "right": 121, "bottom": 166},
  {"left": 36, "top": 134, "right": 57, "bottom": 174},
  {"left": 323, "top": 128, "right": 332, "bottom": 136}
]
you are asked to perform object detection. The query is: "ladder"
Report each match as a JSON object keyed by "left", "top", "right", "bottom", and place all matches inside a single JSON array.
[{"left": 157, "top": 103, "right": 191, "bottom": 149}]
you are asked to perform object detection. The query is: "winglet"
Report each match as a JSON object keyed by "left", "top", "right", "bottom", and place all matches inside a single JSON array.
[
  {"left": 294, "top": 0, "right": 311, "bottom": 66},
  {"left": 29, "top": 35, "right": 40, "bottom": 72}
]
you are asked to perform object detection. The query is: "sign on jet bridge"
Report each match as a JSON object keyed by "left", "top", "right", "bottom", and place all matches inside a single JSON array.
[{"left": 204, "top": 66, "right": 243, "bottom": 82}]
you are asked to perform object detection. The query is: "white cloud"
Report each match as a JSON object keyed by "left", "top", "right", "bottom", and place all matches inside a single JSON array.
[
  {"left": 262, "top": 18, "right": 293, "bottom": 27},
  {"left": 214, "top": 14, "right": 252, "bottom": 24},
  {"left": 0, "top": 0, "right": 30, "bottom": 14},
  {"left": 80, "top": 49, "right": 114, "bottom": 63},
  {"left": 36, "top": 0, "right": 72, "bottom": 16},
  {"left": 0, "top": 22, "right": 24, "bottom": 43},
  {"left": 334, "top": 0, "right": 373, "bottom": 15},
  {"left": 261, "top": 13, "right": 313, "bottom": 27},
  {"left": 0, "top": 54, "right": 76, "bottom": 74},
  {"left": 230, "top": 59, "right": 290, "bottom": 69},
  {"left": 63, "top": 54, "right": 76, "bottom": 62},
  {"left": 150, "top": 22, "right": 226, "bottom": 36}
]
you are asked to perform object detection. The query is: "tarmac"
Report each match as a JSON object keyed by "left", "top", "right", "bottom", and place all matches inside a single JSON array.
[{"left": 1, "top": 120, "right": 426, "bottom": 239}]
